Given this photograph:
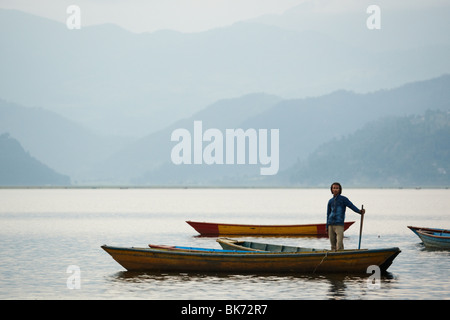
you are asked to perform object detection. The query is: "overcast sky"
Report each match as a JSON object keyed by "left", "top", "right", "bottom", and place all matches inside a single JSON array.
[
  {"left": 0, "top": 0, "right": 306, "bottom": 33},
  {"left": 0, "top": 0, "right": 448, "bottom": 33}
]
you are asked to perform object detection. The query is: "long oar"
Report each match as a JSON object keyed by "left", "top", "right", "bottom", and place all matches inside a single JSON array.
[{"left": 358, "top": 205, "right": 364, "bottom": 250}]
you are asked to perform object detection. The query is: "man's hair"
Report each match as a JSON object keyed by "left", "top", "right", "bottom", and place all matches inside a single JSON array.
[{"left": 330, "top": 182, "right": 342, "bottom": 195}]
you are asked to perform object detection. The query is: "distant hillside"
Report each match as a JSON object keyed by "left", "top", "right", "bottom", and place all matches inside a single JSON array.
[
  {"left": 1, "top": 75, "right": 448, "bottom": 186},
  {"left": 0, "top": 133, "right": 70, "bottom": 186},
  {"left": 0, "top": 99, "right": 131, "bottom": 181},
  {"left": 240, "top": 74, "right": 450, "bottom": 169},
  {"left": 98, "top": 75, "right": 450, "bottom": 186},
  {"left": 88, "top": 92, "right": 282, "bottom": 183},
  {"left": 285, "top": 110, "right": 450, "bottom": 187}
]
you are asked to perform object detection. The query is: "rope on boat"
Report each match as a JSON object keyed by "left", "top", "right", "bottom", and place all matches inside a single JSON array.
[{"left": 313, "top": 251, "right": 328, "bottom": 274}]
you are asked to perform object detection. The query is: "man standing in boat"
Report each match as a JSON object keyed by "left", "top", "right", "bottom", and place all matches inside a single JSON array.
[{"left": 327, "top": 182, "right": 365, "bottom": 251}]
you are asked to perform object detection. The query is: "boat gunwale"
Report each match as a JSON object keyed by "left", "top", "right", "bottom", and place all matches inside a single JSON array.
[
  {"left": 416, "top": 229, "right": 450, "bottom": 239},
  {"left": 408, "top": 225, "right": 450, "bottom": 233},
  {"left": 216, "top": 237, "right": 323, "bottom": 252},
  {"left": 408, "top": 226, "right": 450, "bottom": 239},
  {"left": 148, "top": 244, "right": 255, "bottom": 253}
]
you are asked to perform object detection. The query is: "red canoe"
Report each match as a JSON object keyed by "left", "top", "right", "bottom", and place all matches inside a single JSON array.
[{"left": 186, "top": 220, "right": 355, "bottom": 237}]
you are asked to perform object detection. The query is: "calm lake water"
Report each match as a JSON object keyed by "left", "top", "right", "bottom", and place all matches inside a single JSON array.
[{"left": 0, "top": 188, "right": 449, "bottom": 300}]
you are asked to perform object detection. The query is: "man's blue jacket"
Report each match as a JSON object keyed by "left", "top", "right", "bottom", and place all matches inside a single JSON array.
[{"left": 327, "top": 195, "right": 361, "bottom": 227}]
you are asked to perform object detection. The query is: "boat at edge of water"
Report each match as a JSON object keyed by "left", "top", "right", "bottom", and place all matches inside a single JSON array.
[
  {"left": 186, "top": 220, "right": 355, "bottom": 236},
  {"left": 407, "top": 226, "right": 450, "bottom": 249},
  {"left": 101, "top": 244, "right": 400, "bottom": 274}
]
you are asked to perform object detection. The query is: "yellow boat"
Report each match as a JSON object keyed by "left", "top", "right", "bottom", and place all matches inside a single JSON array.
[
  {"left": 186, "top": 220, "right": 355, "bottom": 237},
  {"left": 101, "top": 244, "right": 400, "bottom": 274}
]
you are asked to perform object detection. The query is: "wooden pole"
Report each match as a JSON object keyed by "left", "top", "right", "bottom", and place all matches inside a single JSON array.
[{"left": 358, "top": 205, "right": 364, "bottom": 250}]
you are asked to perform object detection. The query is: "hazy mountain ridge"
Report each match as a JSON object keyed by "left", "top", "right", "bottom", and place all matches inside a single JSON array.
[
  {"left": 240, "top": 74, "right": 450, "bottom": 168},
  {"left": 100, "top": 75, "right": 450, "bottom": 186},
  {"left": 0, "top": 75, "right": 449, "bottom": 186},
  {"left": 87, "top": 93, "right": 282, "bottom": 183},
  {"left": 0, "top": 99, "right": 131, "bottom": 180},
  {"left": 1, "top": 8, "right": 449, "bottom": 137},
  {"left": 1, "top": 6, "right": 449, "bottom": 187},
  {"left": 0, "top": 133, "right": 70, "bottom": 186},
  {"left": 285, "top": 110, "right": 450, "bottom": 187}
]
